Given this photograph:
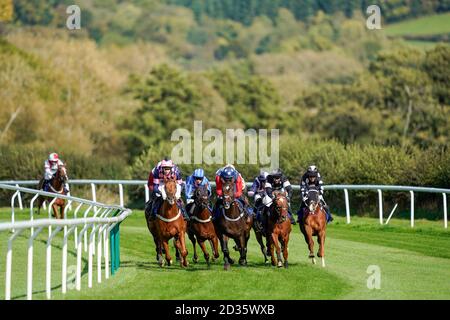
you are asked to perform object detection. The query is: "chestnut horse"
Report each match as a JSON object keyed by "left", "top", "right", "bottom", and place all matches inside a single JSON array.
[
  {"left": 267, "top": 191, "right": 292, "bottom": 268},
  {"left": 213, "top": 179, "right": 253, "bottom": 270},
  {"left": 299, "top": 189, "right": 327, "bottom": 267},
  {"left": 187, "top": 185, "right": 219, "bottom": 266},
  {"left": 37, "top": 164, "right": 68, "bottom": 219},
  {"left": 146, "top": 177, "right": 189, "bottom": 267}
]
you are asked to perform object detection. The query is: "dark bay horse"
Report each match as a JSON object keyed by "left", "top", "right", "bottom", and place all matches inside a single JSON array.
[
  {"left": 37, "top": 164, "right": 68, "bottom": 219},
  {"left": 213, "top": 180, "right": 253, "bottom": 270},
  {"left": 187, "top": 186, "right": 219, "bottom": 266},
  {"left": 299, "top": 189, "right": 327, "bottom": 267},
  {"left": 146, "top": 177, "right": 189, "bottom": 267},
  {"left": 267, "top": 191, "right": 292, "bottom": 268}
]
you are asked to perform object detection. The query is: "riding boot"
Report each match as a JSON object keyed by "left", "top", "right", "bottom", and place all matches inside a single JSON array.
[
  {"left": 43, "top": 179, "right": 51, "bottom": 192},
  {"left": 288, "top": 211, "right": 296, "bottom": 225},
  {"left": 325, "top": 205, "right": 333, "bottom": 223}
]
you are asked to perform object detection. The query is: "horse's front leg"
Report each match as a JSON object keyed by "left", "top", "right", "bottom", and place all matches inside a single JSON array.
[
  {"left": 271, "top": 232, "right": 282, "bottom": 268},
  {"left": 238, "top": 235, "right": 247, "bottom": 266},
  {"left": 317, "top": 230, "right": 326, "bottom": 267},
  {"left": 187, "top": 228, "right": 198, "bottom": 263},
  {"left": 219, "top": 234, "right": 232, "bottom": 270},
  {"left": 282, "top": 233, "right": 289, "bottom": 268},
  {"left": 303, "top": 225, "right": 316, "bottom": 264},
  {"left": 162, "top": 239, "right": 172, "bottom": 266},
  {"left": 211, "top": 236, "right": 220, "bottom": 261},
  {"left": 52, "top": 203, "right": 59, "bottom": 219},
  {"left": 255, "top": 230, "right": 268, "bottom": 264},
  {"left": 198, "top": 239, "right": 210, "bottom": 266}
]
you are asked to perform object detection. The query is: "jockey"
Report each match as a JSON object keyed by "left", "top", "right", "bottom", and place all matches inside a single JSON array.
[
  {"left": 213, "top": 164, "right": 252, "bottom": 220},
  {"left": 248, "top": 170, "right": 269, "bottom": 223},
  {"left": 42, "top": 153, "right": 69, "bottom": 193},
  {"left": 262, "top": 168, "right": 296, "bottom": 225},
  {"left": 146, "top": 158, "right": 188, "bottom": 220},
  {"left": 298, "top": 165, "right": 333, "bottom": 223},
  {"left": 185, "top": 168, "right": 211, "bottom": 217}
]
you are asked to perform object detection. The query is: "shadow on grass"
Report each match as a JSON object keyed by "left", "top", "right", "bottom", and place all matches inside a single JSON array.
[
  {"left": 10, "top": 235, "right": 90, "bottom": 300},
  {"left": 119, "top": 259, "right": 302, "bottom": 272}
]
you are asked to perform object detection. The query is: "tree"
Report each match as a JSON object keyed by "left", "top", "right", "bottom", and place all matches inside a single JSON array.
[
  {"left": 121, "top": 64, "right": 202, "bottom": 159},
  {"left": 0, "top": 0, "right": 13, "bottom": 22}
]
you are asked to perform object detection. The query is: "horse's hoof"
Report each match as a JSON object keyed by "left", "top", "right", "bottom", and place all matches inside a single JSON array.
[
  {"left": 271, "top": 260, "right": 276, "bottom": 266},
  {"left": 312, "top": 258, "right": 316, "bottom": 265},
  {"left": 264, "top": 259, "right": 269, "bottom": 265},
  {"left": 277, "top": 261, "right": 283, "bottom": 268},
  {"left": 321, "top": 258, "right": 326, "bottom": 268},
  {"left": 167, "top": 259, "right": 173, "bottom": 266},
  {"left": 239, "top": 259, "right": 247, "bottom": 266},
  {"left": 193, "top": 257, "right": 198, "bottom": 264},
  {"left": 228, "top": 258, "right": 235, "bottom": 265},
  {"left": 284, "top": 261, "right": 289, "bottom": 269},
  {"left": 233, "top": 245, "right": 239, "bottom": 251},
  {"left": 224, "top": 264, "right": 230, "bottom": 271}
]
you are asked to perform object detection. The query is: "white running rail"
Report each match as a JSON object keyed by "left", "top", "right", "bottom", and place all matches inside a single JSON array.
[
  {"left": 1, "top": 180, "right": 449, "bottom": 228},
  {"left": 0, "top": 183, "right": 132, "bottom": 300}
]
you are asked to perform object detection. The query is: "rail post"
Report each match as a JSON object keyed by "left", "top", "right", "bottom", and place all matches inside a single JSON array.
[
  {"left": 410, "top": 191, "right": 415, "bottom": 228},
  {"left": 344, "top": 189, "right": 350, "bottom": 224},
  {"left": 378, "top": 189, "right": 383, "bottom": 224}
]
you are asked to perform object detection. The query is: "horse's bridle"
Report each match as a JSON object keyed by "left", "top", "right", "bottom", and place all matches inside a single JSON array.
[
  {"left": 272, "top": 194, "right": 289, "bottom": 223},
  {"left": 222, "top": 182, "right": 234, "bottom": 210},
  {"left": 305, "top": 189, "right": 320, "bottom": 214}
]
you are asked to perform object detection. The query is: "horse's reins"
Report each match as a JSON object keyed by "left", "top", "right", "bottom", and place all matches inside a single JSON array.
[{"left": 156, "top": 182, "right": 182, "bottom": 222}]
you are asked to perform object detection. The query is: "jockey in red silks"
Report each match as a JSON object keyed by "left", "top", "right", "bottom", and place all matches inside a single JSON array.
[
  {"left": 146, "top": 158, "right": 188, "bottom": 220},
  {"left": 212, "top": 164, "right": 253, "bottom": 220}
]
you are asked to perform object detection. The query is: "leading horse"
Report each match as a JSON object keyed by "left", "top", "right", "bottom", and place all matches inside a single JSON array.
[
  {"left": 213, "top": 180, "right": 253, "bottom": 270},
  {"left": 145, "top": 177, "right": 189, "bottom": 267},
  {"left": 187, "top": 185, "right": 220, "bottom": 266},
  {"left": 267, "top": 191, "right": 292, "bottom": 268},
  {"left": 298, "top": 189, "right": 327, "bottom": 267},
  {"left": 37, "top": 164, "right": 68, "bottom": 219}
]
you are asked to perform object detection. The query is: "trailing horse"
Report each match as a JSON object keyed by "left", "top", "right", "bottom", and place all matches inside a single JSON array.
[
  {"left": 213, "top": 180, "right": 253, "bottom": 270},
  {"left": 187, "top": 185, "right": 219, "bottom": 266},
  {"left": 298, "top": 189, "right": 327, "bottom": 267},
  {"left": 37, "top": 164, "right": 68, "bottom": 219},
  {"left": 145, "top": 177, "right": 189, "bottom": 268}
]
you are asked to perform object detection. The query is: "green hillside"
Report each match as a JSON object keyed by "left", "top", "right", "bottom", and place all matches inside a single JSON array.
[{"left": 386, "top": 12, "right": 450, "bottom": 36}]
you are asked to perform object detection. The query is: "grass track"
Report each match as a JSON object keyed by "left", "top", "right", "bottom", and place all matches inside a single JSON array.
[{"left": 1, "top": 209, "right": 450, "bottom": 300}]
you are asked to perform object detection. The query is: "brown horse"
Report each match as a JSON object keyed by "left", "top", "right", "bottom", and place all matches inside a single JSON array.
[
  {"left": 187, "top": 185, "right": 219, "bottom": 266},
  {"left": 299, "top": 189, "right": 327, "bottom": 267},
  {"left": 37, "top": 164, "right": 68, "bottom": 219},
  {"left": 267, "top": 191, "right": 292, "bottom": 268},
  {"left": 213, "top": 179, "right": 253, "bottom": 270},
  {"left": 146, "top": 177, "right": 189, "bottom": 267}
]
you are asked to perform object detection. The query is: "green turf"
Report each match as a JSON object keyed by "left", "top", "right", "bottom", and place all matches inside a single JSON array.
[
  {"left": 1, "top": 209, "right": 450, "bottom": 300},
  {"left": 385, "top": 13, "right": 450, "bottom": 37}
]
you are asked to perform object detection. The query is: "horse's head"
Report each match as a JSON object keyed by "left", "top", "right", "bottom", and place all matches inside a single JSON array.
[
  {"left": 221, "top": 178, "right": 235, "bottom": 209},
  {"left": 56, "top": 164, "right": 68, "bottom": 184},
  {"left": 163, "top": 177, "right": 177, "bottom": 205},
  {"left": 194, "top": 185, "right": 209, "bottom": 208},
  {"left": 305, "top": 189, "right": 320, "bottom": 213},
  {"left": 272, "top": 191, "right": 289, "bottom": 220}
]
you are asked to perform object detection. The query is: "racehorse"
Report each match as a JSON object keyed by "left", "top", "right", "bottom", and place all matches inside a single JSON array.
[
  {"left": 252, "top": 200, "right": 270, "bottom": 264},
  {"left": 145, "top": 177, "right": 189, "bottom": 267},
  {"left": 187, "top": 185, "right": 219, "bottom": 266},
  {"left": 266, "top": 191, "right": 292, "bottom": 268},
  {"left": 213, "top": 179, "right": 253, "bottom": 270},
  {"left": 298, "top": 189, "right": 327, "bottom": 267},
  {"left": 37, "top": 164, "right": 68, "bottom": 219}
]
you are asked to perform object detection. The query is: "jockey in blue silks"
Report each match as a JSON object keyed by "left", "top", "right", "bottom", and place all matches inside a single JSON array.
[
  {"left": 185, "top": 168, "right": 212, "bottom": 217},
  {"left": 248, "top": 171, "right": 269, "bottom": 224}
]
